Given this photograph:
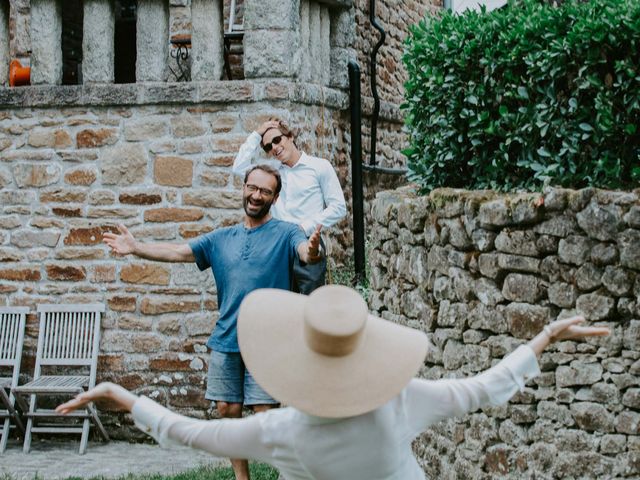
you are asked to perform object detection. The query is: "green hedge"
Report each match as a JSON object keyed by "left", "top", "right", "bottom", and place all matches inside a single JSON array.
[{"left": 403, "top": 0, "right": 640, "bottom": 192}]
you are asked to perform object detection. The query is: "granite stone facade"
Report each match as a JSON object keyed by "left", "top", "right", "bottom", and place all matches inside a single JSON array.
[{"left": 370, "top": 186, "right": 640, "bottom": 479}]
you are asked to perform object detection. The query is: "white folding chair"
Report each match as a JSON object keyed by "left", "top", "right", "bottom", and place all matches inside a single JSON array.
[
  {"left": 13, "top": 304, "right": 109, "bottom": 454},
  {"left": 0, "top": 307, "right": 28, "bottom": 454}
]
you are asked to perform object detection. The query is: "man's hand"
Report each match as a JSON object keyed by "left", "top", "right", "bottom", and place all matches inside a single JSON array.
[
  {"left": 306, "top": 225, "right": 323, "bottom": 264},
  {"left": 56, "top": 382, "right": 138, "bottom": 415},
  {"left": 103, "top": 224, "right": 137, "bottom": 255},
  {"left": 257, "top": 119, "right": 280, "bottom": 136}
]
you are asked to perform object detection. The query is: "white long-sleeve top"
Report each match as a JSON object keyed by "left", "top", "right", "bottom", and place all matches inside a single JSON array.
[
  {"left": 132, "top": 345, "right": 540, "bottom": 480},
  {"left": 232, "top": 132, "right": 347, "bottom": 236}
]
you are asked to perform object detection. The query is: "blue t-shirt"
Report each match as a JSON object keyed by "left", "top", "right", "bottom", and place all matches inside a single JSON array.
[{"left": 189, "top": 218, "right": 307, "bottom": 352}]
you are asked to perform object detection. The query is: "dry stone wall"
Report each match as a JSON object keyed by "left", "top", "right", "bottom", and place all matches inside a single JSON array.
[
  {"left": 370, "top": 186, "right": 640, "bottom": 479},
  {"left": 0, "top": 82, "right": 350, "bottom": 436}
]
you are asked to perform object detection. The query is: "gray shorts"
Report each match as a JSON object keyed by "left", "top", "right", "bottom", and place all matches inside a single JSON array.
[{"left": 205, "top": 350, "right": 278, "bottom": 406}]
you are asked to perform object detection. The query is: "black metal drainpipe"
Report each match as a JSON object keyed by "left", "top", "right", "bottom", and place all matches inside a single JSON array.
[{"left": 349, "top": 60, "right": 366, "bottom": 286}]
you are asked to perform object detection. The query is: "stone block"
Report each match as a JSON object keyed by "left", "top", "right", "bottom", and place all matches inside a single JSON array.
[
  {"left": 601, "top": 265, "right": 633, "bottom": 296},
  {"left": 30, "top": 0, "right": 63, "bottom": 85},
  {"left": 101, "top": 144, "right": 148, "bottom": 185},
  {"left": 600, "top": 434, "right": 626, "bottom": 454},
  {"left": 154, "top": 156, "right": 193, "bottom": 186},
  {"left": 136, "top": 0, "right": 169, "bottom": 82},
  {"left": 575, "top": 263, "right": 603, "bottom": 291},
  {"left": 558, "top": 235, "right": 592, "bottom": 266},
  {"left": 577, "top": 202, "right": 622, "bottom": 241},
  {"left": 0, "top": 248, "right": 23, "bottom": 262},
  {"left": 91, "top": 265, "right": 116, "bottom": 283},
  {"left": 495, "top": 230, "right": 538, "bottom": 256},
  {"left": 0, "top": 267, "right": 41, "bottom": 281},
  {"left": 64, "top": 167, "right": 97, "bottom": 186},
  {"left": 534, "top": 215, "right": 577, "bottom": 237},
  {"left": 64, "top": 226, "right": 118, "bottom": 246},
  {"left": 619, "top": 229, "right": 640, "bottom": 270},
  {"left": 28, "top": 128, "right": 72, "bottom": 148},
  {"left": 190, "top": 0, "right": 224, "bottom": 81},
  {"left": 11, "top": 229, "right": 60, "bottom": 247},
  {"left": 570, "top": 402, "right": 615, "bottom": 432},
  {"left": 624, "top": 206, "right": 640, "bottom": 228},
  {"left": 575, "top": 292, "right": 615, "bottom": 320},
  {"left": 502, "top": 273, "right": 542, "bottom": 303},
  {"left": 83, "top": 0, "right": 115, "bottom": 83},
  {"left": 45, "top": 264, "right": 86, "bottom": 281},
  {"left": 108, "top": 296, "right": 138, "bottom": 312},
  {"left": 557, "top": 363, "right": 603, "bottom": 387},
  {"left": 182, "top": 190, "right": 240, "bottom": 209},
  {"left": 497, "top": 253, "right": 540, "bottom": 273},
  {"left": 244, "top": 30, "right": 300, "bottom": 78},
  {"left": 617, "top": 410, "right": 640, "bottom": 434},
  {"left": 13, "top": 163, "right": 61, "bottom": 188},
  {"left": 144, "top": 208, "right": 204, "bottom": 222},
  {"left": 141, "top": 297, "right": 201, "bottom": 315},
  {"left": 0, "top": 215, "right": 21, "bottom": 229},
  {"left": 504, "top": 303, "right": 549, "bottom": 339},
  {"left": 149, "top": 354, "right": 193, "bottom": 372},
  {"left": 40, "top": 188, "right": 87, "bottom": 203},
  {"left": 623, "top": 388, "right": 640, "bottom": 409},
  {"left": 124, "top": 119, "right": 169, "bottom": 141},
  {"left": 536, "top": 234, "right": 559, "bottom": 254},
  {"left": 478, "top": 199, "right": 511, "bottom": 228},
  {"left": 119, "top": 192, "right": 162, "bottom": 205},
  {"left": 179, "top": 224, "right": 215, "bottom": 239},
  {"left": 76, "top": 128, "right": 118, "bottom": 148},
  {"left": 591, "top": 243, "right": 618, "bottom": 266},
  {"left": 121, "top": 264, "right": 170, "bottom": 285},
  {"left": 548, "top": 282, "right": 577, "bottom": 308}
]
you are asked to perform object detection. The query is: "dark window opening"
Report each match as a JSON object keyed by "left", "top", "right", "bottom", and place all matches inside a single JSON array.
[
  {"left": 62, "top": 0, "right": 84, "bottom": 85},
  {"left": 115, "top": 0, "right": 137, "bottom": 83}
]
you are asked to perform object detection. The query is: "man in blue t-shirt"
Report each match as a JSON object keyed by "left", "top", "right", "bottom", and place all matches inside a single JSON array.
[{"left": 104, "top": 164, "right": 323, "bottom": 480}]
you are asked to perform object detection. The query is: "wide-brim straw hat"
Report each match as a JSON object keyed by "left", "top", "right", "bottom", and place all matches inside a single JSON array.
[{"left": 238, "top": 285, "right": 429, "bottom": 418}]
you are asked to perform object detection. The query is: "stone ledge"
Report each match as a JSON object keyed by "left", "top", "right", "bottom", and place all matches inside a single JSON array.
[{"left": 0, "top": 81, "right": 349, "bottom": 110}]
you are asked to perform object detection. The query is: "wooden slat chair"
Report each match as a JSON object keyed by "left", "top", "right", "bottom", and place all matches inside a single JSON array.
[
  {"left": 12, "top": 304, "right": 109, "bottom": 454},
  {"left": 0, "top": 307, "right": 28, "bottom": 454}
]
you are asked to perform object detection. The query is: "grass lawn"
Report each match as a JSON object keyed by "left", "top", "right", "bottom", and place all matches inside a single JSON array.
[{"left": 0, "top": 463, "right": 280, "bottom": 480}]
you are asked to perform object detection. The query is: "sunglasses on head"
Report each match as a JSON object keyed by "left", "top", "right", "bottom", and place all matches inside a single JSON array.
[{"left": 262, "top": 135, "right": 283, "bottom": 153}]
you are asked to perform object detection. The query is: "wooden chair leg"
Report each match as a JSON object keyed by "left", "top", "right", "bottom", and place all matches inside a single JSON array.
[
  {"left": 88, "top": 403, "right": 109, "bottom": 441},
  {"left": 22, "top": 393, "right": 36, "bottom": 454},
  {"left": 0, "top": 389, "right": 23, "bottom": 433},
  {"left": 0, "top": 418, "right": 10, "bottom": 453},
  {"left": 79, "top": 418, "right": 90, "bottom": 455},
  {"left": 22, "top": 417, "right": 32, "bottom": 453}
]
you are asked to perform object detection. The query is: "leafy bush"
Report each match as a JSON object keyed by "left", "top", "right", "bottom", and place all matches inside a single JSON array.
[{"left": 403, "top": 0, "right": 640, "bottom": 192}]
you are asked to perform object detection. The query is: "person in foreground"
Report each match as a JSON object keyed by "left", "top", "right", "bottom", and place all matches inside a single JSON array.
[{"left": 57, "top": 285, "right": 609, "bottom": 480}]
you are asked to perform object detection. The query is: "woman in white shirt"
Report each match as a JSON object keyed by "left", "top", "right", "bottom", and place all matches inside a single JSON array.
[{"left": 57, "top": 285, "right": 609, "bottom": 480}]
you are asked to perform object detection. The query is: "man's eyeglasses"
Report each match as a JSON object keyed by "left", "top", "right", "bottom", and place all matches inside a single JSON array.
[
  {"left": 262, "top": 135, "right": 283, "bottom": 153},
  {"left": 245, "top": 184, "right": 275, "bottom": 197}
]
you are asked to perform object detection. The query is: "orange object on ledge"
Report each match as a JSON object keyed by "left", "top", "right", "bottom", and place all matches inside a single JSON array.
[{"left": 9, "top": 59, "right": 30, "bottom": 87}]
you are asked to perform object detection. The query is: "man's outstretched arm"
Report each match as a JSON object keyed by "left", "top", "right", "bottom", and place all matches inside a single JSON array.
[
  {"left": 297, "top": 225, "right": 323, "bottom": 264},
  {"left": 104, "top": 224, "right": 195, "bottom": 263}
]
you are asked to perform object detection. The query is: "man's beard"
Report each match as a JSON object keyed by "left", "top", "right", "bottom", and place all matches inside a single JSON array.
[{"left": 243, "top": 194, "right": 273, "bottom": 219}]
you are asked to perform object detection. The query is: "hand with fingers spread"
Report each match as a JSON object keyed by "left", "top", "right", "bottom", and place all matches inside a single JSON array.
[
  {"left": 56, "top": 382, "right": 138, "bottom": 416},
  {"left": 528, "top": 315, "right": 610, "bottom": 355},
  {"left": 103, "top": 224, "right": 137, "bottom": 256}
]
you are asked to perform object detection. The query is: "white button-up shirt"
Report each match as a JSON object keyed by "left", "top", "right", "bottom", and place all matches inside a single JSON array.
[
  {"left": 131, "top": 345, "right": 540, "bottom": 480},
  {"left": 233, "top": 132, "right": 347, "bottom": 236}
]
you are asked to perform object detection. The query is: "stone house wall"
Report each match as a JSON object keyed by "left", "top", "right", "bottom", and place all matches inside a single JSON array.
[
  {"left": 0, "top": 82, "right": 349, "bottom": 435},
  {"left": 369, "top": 186, "right": 640, "bottom": 478}
]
